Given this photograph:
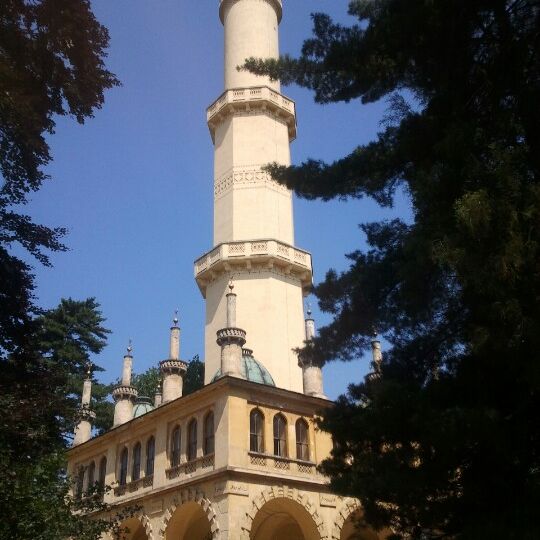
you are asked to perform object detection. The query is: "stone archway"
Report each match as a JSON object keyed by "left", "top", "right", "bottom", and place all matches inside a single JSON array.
[
  {"left": 241, "top": 486, "right": 327, "bottom": 540},
  {"left": 116, "top": 515, "right": 153, "bottom": 540},
  {"left": 331, "top": 500, "right": 380, "bottom": 540},
  {"left": 160, "top": 489, "right": 219, "bottom": 540}
]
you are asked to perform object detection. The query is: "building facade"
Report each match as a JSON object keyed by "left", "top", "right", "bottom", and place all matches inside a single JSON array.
[{"left": 67, "top": 1, "right": 382, "bottom": 538}]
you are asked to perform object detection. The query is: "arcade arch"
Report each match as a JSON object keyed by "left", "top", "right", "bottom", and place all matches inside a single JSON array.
[
  {"left": 117, "top": 517, "right": 150, "bottom": 540},
  {"left": 250, "top": 497, "right": 321, "bottom": 540},
  {"left": 164, "top": 501, "right": 212, "bottom": 539}
]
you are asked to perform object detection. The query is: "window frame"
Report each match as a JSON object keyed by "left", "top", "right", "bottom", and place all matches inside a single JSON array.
[
  {"left": 249, "top": 408, "right": 265, "bottom": 453},
  {"left": 273, "top": 413, "right": 288, "bottom": 457},
  {"left": 295, "top": 418, "right": 310, "bottom": 461}
]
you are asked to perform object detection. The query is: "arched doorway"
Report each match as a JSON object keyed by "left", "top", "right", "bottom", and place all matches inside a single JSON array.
[
  {"left": 117, "top": 517, "right": 148, "bottom": 540},
  {"left": 340, "top": 512, "right": 380, "bottom": 540},
  {"left": 250, "top": 498, "right": 320, "bottom": 540},
  {"left": 165, "top": 501, "right": 212, "bottom": 540}
]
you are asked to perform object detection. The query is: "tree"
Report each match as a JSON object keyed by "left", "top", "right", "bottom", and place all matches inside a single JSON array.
[
  {"left": 184, "top": 354, "right": 204, "bottom": 396},
  {"left": 0, "top": 298, "right": 120, "bottom": 539},
  {"left": 245, "top": 1, "right": 540, "bottom": 537}
]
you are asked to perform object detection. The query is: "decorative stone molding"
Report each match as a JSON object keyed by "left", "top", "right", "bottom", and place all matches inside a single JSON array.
[
  {"left": 240, "top": 485, "right": 328, "bottom": 540},
  {"left": 138, "top": 513, "right": 155, "bottom": 540},
  {"left": 330, "top": 498, "right": 361, "bottom": 540},
  {"left": 207, "top": 85, "right": 296, "bottom": 142},
  {"left": 216, "top": 327, "right": 247, "bottom": 346},
  {"left": 194, "top": 240, "right": 312, "bottom": 298},
  {"left": 76, "top": 405, "right": 96, "bottom": 421},
  {"left": 159, "top": 359, "right": 187, "bottom": 374},
  {"left": 214, "top": 166, "right": 290, "bottom": 199},
  {"left": 112, "top": 385, "right": 138, "bottom": 401},
  {"left": 159, "top": 490, "right": 220, "bottom": 539}
]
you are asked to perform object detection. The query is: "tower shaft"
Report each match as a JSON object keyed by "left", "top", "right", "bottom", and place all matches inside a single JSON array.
[{"left": 196, "top": 0, "right": 312, "bottom": 392}]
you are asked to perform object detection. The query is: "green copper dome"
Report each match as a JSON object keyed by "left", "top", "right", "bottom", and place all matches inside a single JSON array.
[
  {"left": 133, "top": 396, "right": 154, "bottom": 418},
  {"left": 211, "top": 350, "right": 275, "bottom": 386}
]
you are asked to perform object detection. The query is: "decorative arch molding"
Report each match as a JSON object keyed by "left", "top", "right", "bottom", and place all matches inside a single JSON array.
[
  {"left": 158, "top": 489, "right": 220, "bottom": 539},
  {"left": 330, "top": 498, "right": 361, "bottom": 540},
  {"left": 240, "top": 485, "right": 328, "bottom": 540},
  {"left": 113, "top": 513, "right": 154, "bottom": 540},
  {"left": 138, "top": 513, "right": 155, "bottom": 540}
]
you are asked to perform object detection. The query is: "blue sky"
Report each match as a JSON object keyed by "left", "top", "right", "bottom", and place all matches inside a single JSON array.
[{"left": 25, "top": 1, "right": 410, "bottom": 399}]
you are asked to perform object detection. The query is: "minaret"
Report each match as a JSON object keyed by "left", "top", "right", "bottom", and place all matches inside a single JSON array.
[
  {"left": 112, "top": 343, "right": 138, "bottom": 426},
  {"left": 298, "top": 306, "right": 326, "bottom": 399},
  {"left": 160, "top": 314, "right": 187, "bottom": 403},
  {"left": 195, "top": 0, "right": 313, "bottom": 392},
  {"left": 216, "top": 282, "right": 246, "bottom": 378},
  {"left": 73, "top": 363, "right": 96, "bottom": 446}
]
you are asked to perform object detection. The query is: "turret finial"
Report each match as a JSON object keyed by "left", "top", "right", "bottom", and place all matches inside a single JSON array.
[
  {"left": 228, "top": 279, "right": 234, "bottom": 293},
  {"left": 84, "top": 361, "right": 93, "bottom": 380},
  {"left": 127, "top": 339, "right": 133, "bottom": 355},
  {"left": 173, "top": 309, "right": 179, "bottom": 327},
  {"left": 306, "top": 302, "right": 312, "bottom": 318}
]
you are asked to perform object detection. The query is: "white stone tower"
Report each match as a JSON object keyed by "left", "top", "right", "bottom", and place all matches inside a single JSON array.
[{"left": 195, "top": 0, "right": 313, "bottom": 392}]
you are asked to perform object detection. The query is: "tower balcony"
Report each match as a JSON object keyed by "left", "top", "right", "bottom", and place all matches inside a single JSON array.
[
  {"left": 194, "top": 239, "right": 312, "bottom": 297},
  {"left": 207, "top": 86, "right": 297, "bottom": 143}
]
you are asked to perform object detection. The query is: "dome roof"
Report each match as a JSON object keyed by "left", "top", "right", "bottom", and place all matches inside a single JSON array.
[
  {"left": 133, "top": 396, "right": 154, "bottom": 418},
  {"left": 211, "top": 350, "right": 275, "bottom": 386}
]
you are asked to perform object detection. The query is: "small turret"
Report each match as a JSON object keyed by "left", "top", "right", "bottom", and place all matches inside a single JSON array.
[
  {"left": 160, "top": 313, "right": 187, "bottom": 403},
  {"left": 154, "top": 378, "right": 163, "bottom": 408},
  {"left": 298, "top": 305, "right": 326, "bottom": 399},
  {"left": 216, "top": 281, "right": 246, "bottom": 378},
  {"left": 112, "top": 342, "right": 138, "bottom": 426},
  {"left": 73, "top": 363, "right": 96, "bottom": 446},
  {"left": 366, "top": 330, "right": 383, "bottom": 382}
]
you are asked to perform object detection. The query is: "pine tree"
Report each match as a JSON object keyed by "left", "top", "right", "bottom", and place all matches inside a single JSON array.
[{"left": 245, "top": 1, "right": 540, "bottom": 537}]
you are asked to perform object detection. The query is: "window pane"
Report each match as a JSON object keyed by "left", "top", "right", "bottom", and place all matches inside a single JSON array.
[
  {"left": 132, "top": 443, "right": 141, "bottom": 481},
  {"left": 273, "top": 415, "right": 287, "bottom": 457},
  {"left": 99, "top": 457, "right": 107, "bottom": 488},
  {"left": 250, "top": 410, "right": 264, "bottom": 453},
  {"left": 188, "top": 420, "right": 197, "bottom": 461},
  {"left": 146, "top": 437, "right": 155, "bottom": 476},
  {"left": 119, "top": 449, "right": 128, "bottom": 486},
  {"left": 296, "top": 420, "right": 309, "bottom": 461},
  {"left": 171, "top": 427, "right": 181, "bottom": 467},
  {"left": 87, "top": 461, "right": 95, "bottom": 489},
  {"left": 204, "top": 413, "right": 214, "bottom": 455}
]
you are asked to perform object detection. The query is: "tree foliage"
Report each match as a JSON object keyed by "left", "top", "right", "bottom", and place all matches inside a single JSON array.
[
  {"left": 0, "top": 1, "right": 118, "bottom": 536},
  {"left": 246, "top": 1, "right": 540, "bottom": 537}
]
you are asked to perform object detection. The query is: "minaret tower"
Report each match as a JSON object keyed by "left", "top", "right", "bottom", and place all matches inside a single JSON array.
[
  {"left": 195, "top": 0, "right": 313, "bottom": 392},
  {"left": 73, "top": 363, "right": 96, "bottom": 446}
]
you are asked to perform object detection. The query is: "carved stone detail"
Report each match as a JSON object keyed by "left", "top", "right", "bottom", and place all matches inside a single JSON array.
[{"left": 214, "top": 167, "right": 290, "bottom": 199}]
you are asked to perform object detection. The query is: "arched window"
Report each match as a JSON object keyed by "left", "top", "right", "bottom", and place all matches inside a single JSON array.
[
  {"left": 87, "top": 460, "right": 96, "bottom": 491},
  {"left": 75, "top": 466, "right": 84, "bottom": 498},
  {"left": 119, "top": 448, "right": 128, "bottom": 486},
  {"left": 132, "top": 442, "right": 141, "bottom": 481},
  {"left": 171, "top": 426, "right": 181, "bottom": 467},
  {"left": 250, "top": 409, "right": 264, "bottom": 453},
  {"left": 145, "top": 437, "right": 155, "bottom": 476},
  {"left": 204, "top": 412, "right": 215, "bottom": 455},
  {"left": 273, "top": 414, "right": 287, "bottom": 457},
  {"left": 187, "top": 419, "right": 197, "bottom": 461},
  {"left": 98, "top": 457, "right": 107, "bottom": 489},
  {"left": 296, "top": 419, "right": 310, "bottom": 461}
]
